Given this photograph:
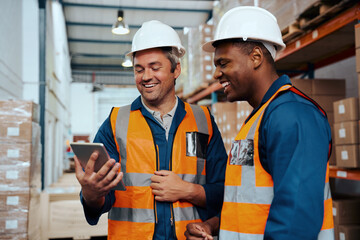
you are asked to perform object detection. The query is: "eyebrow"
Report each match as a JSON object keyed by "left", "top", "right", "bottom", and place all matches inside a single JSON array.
[
  {"left": 214, "top": 57, "right": 226, "bottom": 65},
  {"left": 135, "top": 61, "right": 162, "bottom": 68}
]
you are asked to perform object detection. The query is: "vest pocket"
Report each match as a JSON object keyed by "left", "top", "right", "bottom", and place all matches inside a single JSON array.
[
  {"left": 185, "top": 132, "right": 209, "bottom": 158},
  {"left": 229, "top": 139, "right": 254, "bottom": 166}
]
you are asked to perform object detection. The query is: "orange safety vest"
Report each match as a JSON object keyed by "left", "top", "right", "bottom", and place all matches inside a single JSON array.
[
  {"left": 107, "top": 102, "right": 213, "bottom": 240},
  {"left": 219, "top": 85, "right": 334, "bottom": 240}
]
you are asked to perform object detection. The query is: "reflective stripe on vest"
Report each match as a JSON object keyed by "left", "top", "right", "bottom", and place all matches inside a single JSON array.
[
  {"left": 219, "top": 85, "right": 334, "bottom": 240},
  {"left": 107, "top": 102, "right": 212, "bottom": 240}
]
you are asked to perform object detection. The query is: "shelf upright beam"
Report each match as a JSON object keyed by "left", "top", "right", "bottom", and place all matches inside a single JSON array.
[
  {"left": 277, "top": 3, "right": 360, "bottom": 61},
  {"left": 187, "top": 82, "right": 222, "bottom": 104}
]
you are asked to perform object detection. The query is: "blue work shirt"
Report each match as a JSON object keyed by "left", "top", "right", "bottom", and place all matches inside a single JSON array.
[
  {"left": 250, "top": 75, "right": 332, "bottom": 240},
  {"left": 81, "top": 96, "right": 228, "bottom": 240}
]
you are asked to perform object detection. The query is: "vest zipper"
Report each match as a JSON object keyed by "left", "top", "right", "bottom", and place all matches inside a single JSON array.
[
  {"left": 169, "top": 126, "right": 179, "bottom": 239},
  {"left": 154, "top": 145, "right": 159, "bottom": 224}
]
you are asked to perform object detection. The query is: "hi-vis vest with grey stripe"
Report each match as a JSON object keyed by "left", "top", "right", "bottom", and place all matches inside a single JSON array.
[
  {"left": 219, "top": 85, "right": 334, "bottom": 240},
  {"left": 107, "top": 102, "right": 212, "bottom": 240}
]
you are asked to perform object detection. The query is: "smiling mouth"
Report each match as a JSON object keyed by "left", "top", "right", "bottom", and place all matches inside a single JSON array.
[
  {"left": 221, "top": 82, "right": 230, "bottom": 88},
  {"left": 144, "top": 83, "right": 156, "bottom": 88}
]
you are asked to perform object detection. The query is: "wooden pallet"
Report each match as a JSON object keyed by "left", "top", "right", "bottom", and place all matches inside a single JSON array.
[
  {"left": 298, "top": 0, "right": 356, "bottom": 30},
  {"left": 281, "top": 21, "right": 304, "bottom": 43},
  {"left": 41, "top": 173, "right": 107, "bottom": 240},
  {"left": 41, "top": 191, "right": 108, "bottom": 240}
]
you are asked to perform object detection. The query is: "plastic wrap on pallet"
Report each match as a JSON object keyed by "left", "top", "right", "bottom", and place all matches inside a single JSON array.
[
  {"left": 184, "top": 27, "right": 201, "bottom": 98},
  {"left": 0, "top": 100, "right": 42, "bottom": 240},
  {"left": 0, "top": 233, "right": 28, "bottom": 240},
  {"left": 0, "top": 210, "right": 28, "bottom": 235},
  {"left": 183, "top": 24, "right": 214, "bottom": 98},
  {"left": 0, "top": 122, "right": 42, "bottom": 192},
  {"left": 0, "top": 100, "right": 39, "bottom": 123},
  {"left": 175, "top": 30, "right": 189, "bottom": 95}
]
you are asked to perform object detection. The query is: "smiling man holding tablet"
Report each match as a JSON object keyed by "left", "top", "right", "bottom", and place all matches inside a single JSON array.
[{"left": 73, "top": 20, "right": 228, "bottom": 240}]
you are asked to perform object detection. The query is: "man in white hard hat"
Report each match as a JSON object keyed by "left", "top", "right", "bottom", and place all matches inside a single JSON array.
[
  {"left": 74, "top": 20, "right": 228, "bottom": 240},
  {"left": 185, "top": 6, "right": 334, "bottom": 240}
]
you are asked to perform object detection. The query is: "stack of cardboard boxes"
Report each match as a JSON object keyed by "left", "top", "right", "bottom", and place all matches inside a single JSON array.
[
  {"left": 212, "top": 101, "right": 252, "bottom": 153},
  {"left": 183, "top": 24, "right": 214, "bottom": 98},
  {"left": 291, "top": 78, "right": 346, "bottom": 165},
  {"left": 0, "top": 100, "right": 42, "bottom": 239},
  {"left": 356, "top": 23, "right": 360, "bottom": 96},
  {"left": 333, "top": 98, "right": 360, "bottom": 168},
  {"left": 329, "top": 23, "right": 360, "bottom": 240}
]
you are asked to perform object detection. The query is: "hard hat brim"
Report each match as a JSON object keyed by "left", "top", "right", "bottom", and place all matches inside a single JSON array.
[
  {"left": 202, "top": 40, "right": 216, "bottom": 52},
  {"left": 126, "top": 46, "right": 186, "bottom": 58},
  {"left": 202, "top": 37, "right": 286, "bottom": 53}
]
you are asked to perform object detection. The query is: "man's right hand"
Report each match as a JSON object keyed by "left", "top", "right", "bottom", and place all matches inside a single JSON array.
[
  {"left": 74, "top": 151, "right": 123, "bottom": 208},
  {"left": 185, "top": 222, "right": 213, "bottom": 240},
  {"left": 185, "top": 216, "right": 220, "bottom": 240}
]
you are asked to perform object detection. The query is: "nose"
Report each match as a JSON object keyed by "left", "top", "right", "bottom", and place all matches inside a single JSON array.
[
  {"left": 213, "top": 67, "right": 222, "bottom": 81},
  {"left": 142, "top": 68, "right": 152, "bottom": 81}
]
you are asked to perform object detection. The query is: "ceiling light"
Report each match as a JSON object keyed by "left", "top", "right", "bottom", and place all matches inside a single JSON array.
[
  {"left": 112, "top": 10, "right": 130, "bottom": 35},
  {"left": 122, "top": 57, "right": 133, "bottom": 67}
]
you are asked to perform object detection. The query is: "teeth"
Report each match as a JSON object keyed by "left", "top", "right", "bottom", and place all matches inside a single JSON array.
[
  {"left": 222, "top": 82, "right": 230, "bottom": 88},
  {"left": 144, "top": 84, "right": 156, "bottom": 88}
]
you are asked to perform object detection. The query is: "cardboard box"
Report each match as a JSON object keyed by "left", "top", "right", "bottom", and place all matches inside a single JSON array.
[
  {"left": 0, "top": 143, "right": 32, "bottom": 165},
  {"left": 334, "top": 224, "right": 339, "bottom": 240},
  {"left": 329, "top": 147, "right": 336, "bottom": 166},
  {"left": 333, "top": 199, "right": 360, "bottom": 225},
  {"left": 335, "top": 145, "right": 360, "bottom": 168},
  {"left": 0, "top": 233, "right": 28, "bottom": 240},
  {"left": 311, "top": 95, "right": 344, "bottom": 113},
  {"left": 200, "top": 24, "right": 213, "bottom": 37},
  {"left": 291, "top": 78, "right": 346, "bottom": 96},
  {"left": 0, "top": 191, "right": 30, "bottom": 211},
  {"left": 338, "top": 224, "right": 360, "bottom": 240},
  {"left": 357, "top": 48, "right": 360, "bottom": 73},
  {"left": 0, "top": 191, "right": 40, "bottom": 237},
  {"left": 0, "top": 211, "right": 28, "bottom": 234},
  {"left": 236, "top": 101, "right": 252, "bottom": 124},
  {"left": 291, "top": 79, "right": 313, "bottom": 94},
  {"left": 0, "top": 122, "right": 33, "bottom": 143},
  {"left": 356, "top": 23, "right": 360, "bottom": 49},
  {"left": 311, "top": 79, "right": 345, "bottom": 96},
  {"left": 333, "top": 121, "right": 359, "bottom": 145},
  {"left": 0, "top": 165, "right": 32, "bottom": 190},
  {"left": 333, "top": 98, "right": 359, "bottom": 123},
  {"left": 327, "top": 112, "right": 334, "bottom": 126},
  {"left": 0, "top": 100, "right": 39, "bottom": 123}
]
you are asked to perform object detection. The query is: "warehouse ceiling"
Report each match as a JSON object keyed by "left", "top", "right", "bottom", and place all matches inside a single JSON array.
[{"left": 61, "top": 0, "right": 216, "bottom": 86}]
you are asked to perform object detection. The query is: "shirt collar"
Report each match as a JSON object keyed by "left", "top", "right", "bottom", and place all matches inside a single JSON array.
[
  {"left": 260, "top": 74, "right": 292, "bottom": 106},
  {"left": 140, "top": 96, "right": 178, "bottom": 118},
  {"left": 131, "top": 95, "right": 179, "bottom": 116}
]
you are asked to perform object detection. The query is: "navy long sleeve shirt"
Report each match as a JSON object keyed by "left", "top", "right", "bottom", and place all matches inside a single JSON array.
[
  {"left": 252, "top": 75, "right": 332, "bottom": 240},
  {"left": 81, "top": 96, "right": 228, "bottom": 240}
]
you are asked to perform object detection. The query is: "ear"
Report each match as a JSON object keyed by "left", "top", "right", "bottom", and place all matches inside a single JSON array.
[
  {"left": 174, "top": 62, "right": 181, "bottom": 79},
  {"left": 251, "top": 46, "right": 263, "bottom": 69}
]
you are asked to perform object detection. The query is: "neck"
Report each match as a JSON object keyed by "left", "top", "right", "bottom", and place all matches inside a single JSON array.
[
  {"left": 142, "top": 96, "right": 177, "bottom": 116},
  {"left": 249, "top": 70, "right": 279, "bottom": 109}
]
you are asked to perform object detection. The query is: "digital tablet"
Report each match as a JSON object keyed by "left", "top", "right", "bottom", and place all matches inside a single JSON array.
[{"left": 70, "top": 142, "right": 126, "bottom": 191}]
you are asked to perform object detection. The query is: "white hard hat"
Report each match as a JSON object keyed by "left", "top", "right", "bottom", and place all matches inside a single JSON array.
[
  {"left": 202, "top": 6, "right": 285, "bottom": 58},
  {"left": 127, "top": 20, "right": 185, "bottom": 57}
]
